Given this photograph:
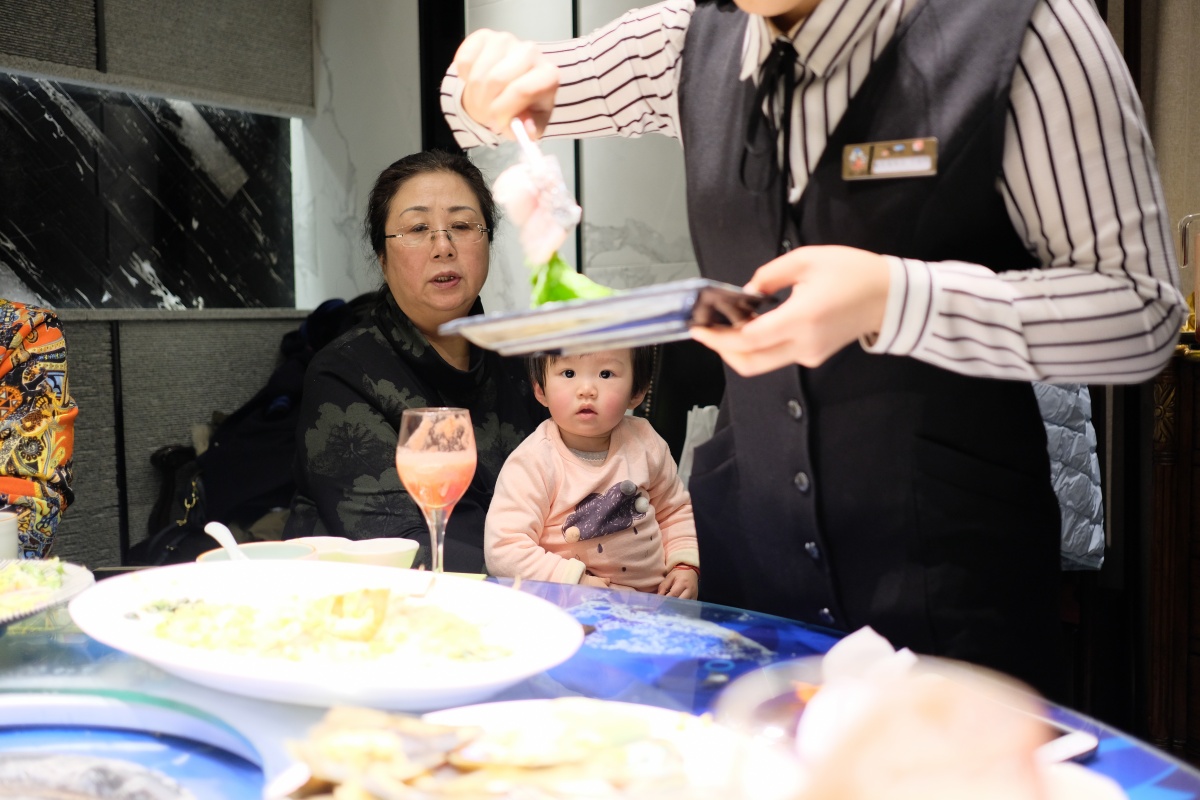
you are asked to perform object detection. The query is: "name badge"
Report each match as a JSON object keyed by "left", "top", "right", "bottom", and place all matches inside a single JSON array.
[{"left": 843, "top": 137, "right": 938, "bottom": 180}]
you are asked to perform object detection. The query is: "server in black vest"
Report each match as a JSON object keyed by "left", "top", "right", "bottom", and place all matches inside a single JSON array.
[{"left": 442, "top": 0, "right": 1185, "bottom": 697}]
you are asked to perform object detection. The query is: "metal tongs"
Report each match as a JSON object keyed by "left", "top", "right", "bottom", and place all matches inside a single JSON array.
[{"left": 509, "top": 118, "right": 581, "bottom": 232}]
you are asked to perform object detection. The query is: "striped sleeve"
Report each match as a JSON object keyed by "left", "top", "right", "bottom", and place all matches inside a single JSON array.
[
  {"left": 867, "top": 0, "right": 1187, "bottom": 383},
  {"left": 442, "top": 0, "right": 693, "bottom": 148}
]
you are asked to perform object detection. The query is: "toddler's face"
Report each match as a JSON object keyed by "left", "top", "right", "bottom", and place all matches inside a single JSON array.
[{"left": 534, "top": 350, "right": 644, "bottom": 451}]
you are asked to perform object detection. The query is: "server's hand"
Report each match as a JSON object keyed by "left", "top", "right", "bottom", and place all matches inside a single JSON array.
[
  {"left": 691, "top": 245, "right": 890, "bottom": 375},
  {"left": 453, "top": 29, "right": 559, "bottom": 138}
]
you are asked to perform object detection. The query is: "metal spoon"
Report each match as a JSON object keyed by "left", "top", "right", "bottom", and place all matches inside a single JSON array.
[{"left": 203, "top": 521, "right": 249, "bottom": 561}]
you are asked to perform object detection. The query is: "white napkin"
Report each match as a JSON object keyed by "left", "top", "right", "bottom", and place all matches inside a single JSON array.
[{"left": 678, "top": 405, "right": 718, "bottom": 487}]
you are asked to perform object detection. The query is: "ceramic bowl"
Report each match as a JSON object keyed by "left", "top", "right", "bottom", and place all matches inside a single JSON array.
[
  {"left": 196, "top": 541, "right": 317, "bottom": 563},
  {"left": 319, "top": 537, "right": 419, "bottom": 569},
  {"left": 286, "top": 535, "right": 352, "bottom": 555}
]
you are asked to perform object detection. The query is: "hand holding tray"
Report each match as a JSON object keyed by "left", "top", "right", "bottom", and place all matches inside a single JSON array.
[{"left": 439, "top": 278, "right": 766, "bottom": 356}]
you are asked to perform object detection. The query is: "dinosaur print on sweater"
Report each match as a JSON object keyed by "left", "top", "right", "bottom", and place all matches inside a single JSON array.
[{"left": 563, "top": 479, "right": 649, "bottom": 543}]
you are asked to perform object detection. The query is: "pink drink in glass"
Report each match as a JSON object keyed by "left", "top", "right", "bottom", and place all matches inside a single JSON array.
[
  {"left": 395, "top": 408, "right": 476, "bottom": 574},
  {"left": 395, "top": 449, "right": 476, "bottom": 510}
]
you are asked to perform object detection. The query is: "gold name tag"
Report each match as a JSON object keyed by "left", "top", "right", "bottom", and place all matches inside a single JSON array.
[{"left": 843, "top": 137, "right": 938, "bottom": 180}]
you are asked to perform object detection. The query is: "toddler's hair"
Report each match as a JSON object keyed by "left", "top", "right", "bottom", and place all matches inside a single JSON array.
[{"left": 527, "top": 346, "right": 655, "bottom": 398}]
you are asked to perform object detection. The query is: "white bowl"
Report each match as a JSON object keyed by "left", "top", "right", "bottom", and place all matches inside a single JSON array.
[
  {"left": 320, "top": 537, "right": 419, "bottom": 569},
  {"left": 196, "top": 541, "right": 317, "bottom": 563},
  {"left": 287, "top": 535, "right": 352, "bottom": 554}
]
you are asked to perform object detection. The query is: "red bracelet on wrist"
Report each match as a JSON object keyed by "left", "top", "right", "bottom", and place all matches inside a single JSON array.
[{"left": 672, "top": 564, "right": 700, "bottom": 575}]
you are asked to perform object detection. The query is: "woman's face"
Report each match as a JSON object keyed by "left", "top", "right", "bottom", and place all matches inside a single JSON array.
[{"left": 380, "top": 171, "right": 489, "bottom": 333}]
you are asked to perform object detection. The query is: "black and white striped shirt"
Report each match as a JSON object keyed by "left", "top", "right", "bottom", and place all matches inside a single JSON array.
[{"left": 443, "top": 0, "right": 1186, "bottom": 384}]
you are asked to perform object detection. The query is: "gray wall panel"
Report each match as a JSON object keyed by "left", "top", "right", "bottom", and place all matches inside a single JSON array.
[
  {"left": 54, "top": 321, "right": 121, "bottom": 569},
  {"left": 0, "top": 0, "right": 96, "bottom": 70},
  {"left": 116, "top": 318, "right": 302, "bottom": 551},
  {"left": 103, "top": 0, "right": 314, "bottom": 111}
]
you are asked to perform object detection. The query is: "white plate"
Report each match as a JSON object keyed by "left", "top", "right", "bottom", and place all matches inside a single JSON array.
[
  {"left": 422, "top": 699, "right": 805, "bottom": 800},
  {"left": 0, "top": 560, "right": 94, "bottom": 628},
  {"left": 67, "top": 561, "right": 584, "bottom": 710}
]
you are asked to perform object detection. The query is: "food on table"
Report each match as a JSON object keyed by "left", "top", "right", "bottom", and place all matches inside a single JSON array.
[
  {"left": 792, "top": 680, "right": 821, "bottom": 703},
  {"left": 446, "top": 699, "right": 653, "bottom": 770},
  {"left": 0, "top": 753, "right": 193, "bottom": 799},
  {"left": 291, "top": 706, "right": 481, "bottom": 790},
  {"left": 491, "top": 137, "right": 613, "bottom": 306},
  {"left": 287, "top": 698, "right": 743, "bottom": 799},
  {"left": 801, "top": 672, "right": 1070, "bottom": 800},
  {"left": 781, "top": 628, "right": 1128, "bottom": 800},
  {"left": 530, "top": 252, "right": 614, "bottom": 307},
  {"left": 0, "top": 556, "right": 65, "bottom": 617},
  {"left": 492, "top": 158, "right": 577, "bottom": 269},
  {"left": 132, "top": 588, "right": 508, "bottom": 664},
  {"left": 325, "top": 588, "right": 390, "bottom": 641}
]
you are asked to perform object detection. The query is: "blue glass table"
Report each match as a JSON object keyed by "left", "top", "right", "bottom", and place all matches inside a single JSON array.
[{"left": 0, "top": 578, "right": 1197, "bottom": 799}]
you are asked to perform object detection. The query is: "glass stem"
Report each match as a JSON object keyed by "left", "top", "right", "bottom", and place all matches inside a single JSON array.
[{"left": 425, "top": 506, "right": 449, "bottom": 574}]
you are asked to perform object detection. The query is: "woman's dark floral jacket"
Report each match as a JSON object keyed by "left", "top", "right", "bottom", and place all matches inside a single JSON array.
[{"left": 284, "top": 290, "right": 546, "bottom": 572}]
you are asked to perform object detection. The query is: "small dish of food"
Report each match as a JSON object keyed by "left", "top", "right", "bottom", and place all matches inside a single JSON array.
[{"left": 0, "top": 558, "right": 94, "bottom": 630}]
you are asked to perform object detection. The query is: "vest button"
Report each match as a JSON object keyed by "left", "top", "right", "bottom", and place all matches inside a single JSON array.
[
  {"left": 793, "top": 471, "right": 811, "bottom": 493},
  {"left": 818, "top": 607, "right": 836, "bottom": 625},
  {"left": 804, "top": 541, "right": 821, "bottom": 561},
  {"left": 781, "top": 238, "right": 793, "bottom": 251},
  {"left": 787, "top": 399, "right": 803, "bottom": 420}
]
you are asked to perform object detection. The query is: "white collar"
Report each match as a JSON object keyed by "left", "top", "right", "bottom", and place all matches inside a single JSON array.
[{"left": 739, "top": 0, "right": 901, "bottom": 84}]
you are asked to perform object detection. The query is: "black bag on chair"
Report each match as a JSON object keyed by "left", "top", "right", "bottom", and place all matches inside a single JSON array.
[
  {"left": 126, "top": 445, "right": 214, "bottom": 566},
  {"left": 126, "top": 295, "right": 375, "bottom": 567}
]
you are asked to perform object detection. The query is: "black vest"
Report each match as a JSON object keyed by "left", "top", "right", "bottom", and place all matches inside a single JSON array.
[{"left": 679, "top": 0, "right": 1061, "bottom": 695}]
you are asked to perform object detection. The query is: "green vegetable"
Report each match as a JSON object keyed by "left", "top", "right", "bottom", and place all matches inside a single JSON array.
[{"left": 531, "top": 253, "right": 615, "bottom": 306}]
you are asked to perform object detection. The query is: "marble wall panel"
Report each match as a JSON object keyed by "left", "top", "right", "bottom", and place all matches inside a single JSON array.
[
  {"left": 465, "top": 0, "right": 577, "bottom": 315},
  {"left": 459, "top": 0, "right": 696, "bottom": 305},
  {"left": 578, "top": 1, "right": 699, "bottom": 292},
  {"left": 292, "top": 0, "right": 423, "bottom": 311},
  {"left": 0, "top": 73, "right": 293, "bottom": 309},
  {"left": 580, "top": 135, "right": 698, "bottom": 291}
]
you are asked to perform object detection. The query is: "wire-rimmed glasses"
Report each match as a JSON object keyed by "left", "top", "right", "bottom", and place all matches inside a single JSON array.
[{"left": 384, "top": 222, "right": 489, "bottom": 247}]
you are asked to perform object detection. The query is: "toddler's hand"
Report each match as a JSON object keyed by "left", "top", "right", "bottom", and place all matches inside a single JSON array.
[
  {"left": 580, "top": 574, "right": 609, "bottom": 588},
  {"left": 657, "top": 568, "right": 699, "bottom": 599}
]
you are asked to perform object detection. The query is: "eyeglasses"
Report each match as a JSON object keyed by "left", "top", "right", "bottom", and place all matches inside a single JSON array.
[{"left": 384, "top": 223, "right": 489, "bottom": 247}]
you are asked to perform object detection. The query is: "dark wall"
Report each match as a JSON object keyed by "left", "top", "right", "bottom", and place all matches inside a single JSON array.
[{"left": 419, "top": 0, "right": 466, "bottom": 154}]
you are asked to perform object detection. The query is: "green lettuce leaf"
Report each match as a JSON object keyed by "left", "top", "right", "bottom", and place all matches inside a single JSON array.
[{"left": 530, "top": 252, "right": 615, "bottom": 306}]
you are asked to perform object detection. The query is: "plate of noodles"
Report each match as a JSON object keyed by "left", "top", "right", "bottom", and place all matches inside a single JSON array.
[{"left": 68, "top": 561, "right": 584, "bottom": 710}]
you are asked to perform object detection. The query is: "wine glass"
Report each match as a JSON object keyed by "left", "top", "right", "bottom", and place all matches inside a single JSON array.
[{"left": 395, "top": 408, "right": 477, "bottom": 574}]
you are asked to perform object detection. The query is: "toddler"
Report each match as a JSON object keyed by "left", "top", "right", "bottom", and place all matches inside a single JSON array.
[{"left": 485, "top": 347, "right": 699, "bottom": 598}]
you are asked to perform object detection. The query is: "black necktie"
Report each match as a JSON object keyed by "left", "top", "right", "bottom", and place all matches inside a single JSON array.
[{"left": 741, "top": 38, "right": 798, "bottom": 254}]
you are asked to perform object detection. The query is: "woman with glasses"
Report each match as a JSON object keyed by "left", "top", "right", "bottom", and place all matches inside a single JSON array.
[
  {"left": 441, "top": 0, "right": 1187, "bottom": 696},
  {"left": 284, "top": 151, "right": 546, "bottom": 572}
]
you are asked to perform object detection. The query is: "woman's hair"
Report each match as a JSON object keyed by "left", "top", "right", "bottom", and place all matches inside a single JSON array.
[
  {"left": 364, "top": 150, "right": 498, "bottom": 259},
  {"left": 527, "top": 346, "right": 656, "bottom": 399}
]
